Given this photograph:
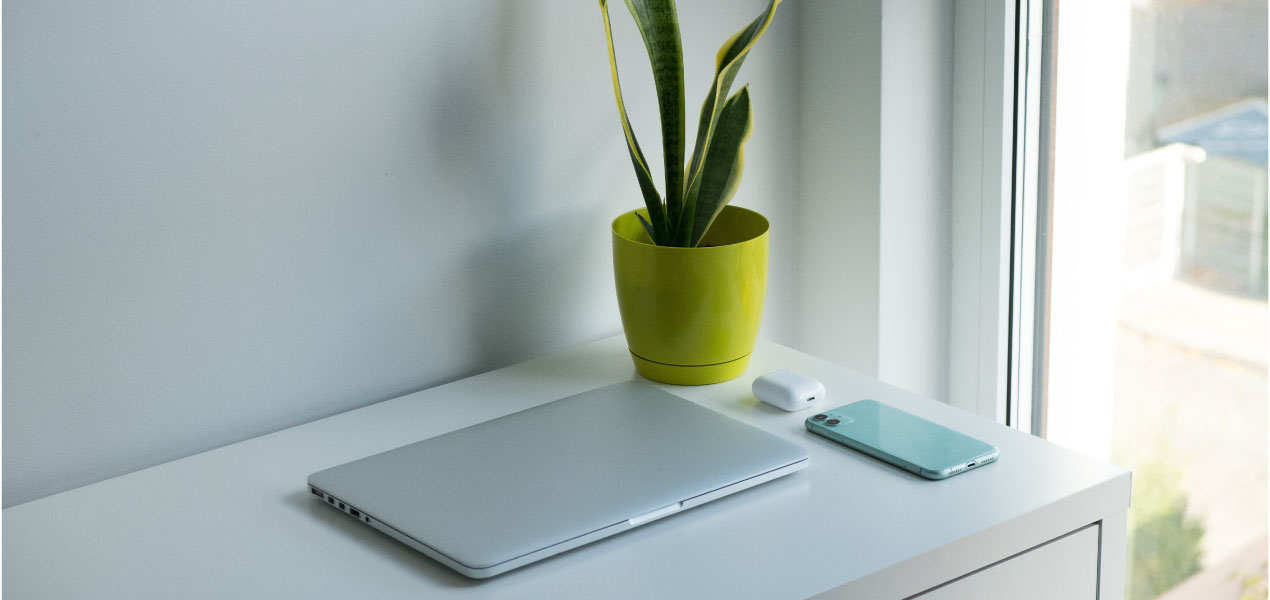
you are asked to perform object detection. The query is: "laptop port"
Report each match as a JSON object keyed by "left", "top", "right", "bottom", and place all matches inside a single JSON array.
[
  {"left": 311, "top": 488, "right": 322, "bottom": 497},
  {"left": 350, "top": 509, "right": 361, "bottom": 518},
  {"left": 327, "top": 497, "right": 335, "bottom": 505}
]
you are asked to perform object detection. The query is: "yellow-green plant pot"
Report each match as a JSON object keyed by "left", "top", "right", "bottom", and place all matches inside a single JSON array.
[{"left": 612, "top": 205, "right": 769, "bottom": 385}]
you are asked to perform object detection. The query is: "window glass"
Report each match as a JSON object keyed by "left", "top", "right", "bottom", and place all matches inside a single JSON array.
[{"left": 1044, "top": 1, "right": 1267, "bottom": 599}]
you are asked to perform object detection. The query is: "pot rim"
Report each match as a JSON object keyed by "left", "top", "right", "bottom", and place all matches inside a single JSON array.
[{"left": 611, "top": 205, "right": 769, "bottom": 249}]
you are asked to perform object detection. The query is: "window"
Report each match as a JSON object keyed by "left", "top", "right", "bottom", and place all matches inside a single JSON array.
[
  {"left": 1027, "top": 1, "right": 1268, "bottom": 599},
  {"left": 953, "top": 1, "right": 1266, "bottom": 598}
]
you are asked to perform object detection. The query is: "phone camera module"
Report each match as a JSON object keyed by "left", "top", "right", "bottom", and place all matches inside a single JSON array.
[
  {"left": 812, "top": 414, "right": 828, "bottom": 421},
  {"left": 825, "top": 419, "right": 841, "bottom": 426}
]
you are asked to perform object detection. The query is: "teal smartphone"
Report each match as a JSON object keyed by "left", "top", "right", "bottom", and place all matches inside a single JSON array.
[{"left": 805, "top": 400, "right": 999, "bottom": 480}]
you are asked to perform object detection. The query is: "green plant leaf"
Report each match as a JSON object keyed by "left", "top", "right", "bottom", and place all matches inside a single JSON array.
[
  {"left": 600, "top": 0, "right": 669, "bottom": 244},
  {"left": 678, "top": 0, "right": 779, "bottom": 245},
  {"left": 635, "top": 211, "right": 657, "bottom": 241},
  {"left": 621, "top": 0, "right": 685, "bottom": 235},
  {"left": 690, "top": 87, "right": 752, "bottom": 247}
]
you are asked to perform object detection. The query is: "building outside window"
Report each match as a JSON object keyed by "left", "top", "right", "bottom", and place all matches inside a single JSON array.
[{"left": 1043, "top": 1, "right": 1267, "bottom": 598}]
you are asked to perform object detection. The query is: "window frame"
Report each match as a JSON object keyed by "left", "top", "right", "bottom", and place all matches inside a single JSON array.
[{"left": 949, "top": 0, "right": 1052, "bottom": 434}]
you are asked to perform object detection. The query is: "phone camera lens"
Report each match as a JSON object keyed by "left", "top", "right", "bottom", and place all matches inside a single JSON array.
[
  {"left": 813, "top": 414, "right": 828, "bottom": 421},
  {"left": 826, "top": 419, "right": 841, "bottom": 426}
]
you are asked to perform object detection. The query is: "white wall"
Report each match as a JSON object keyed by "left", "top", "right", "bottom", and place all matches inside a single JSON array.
[
  {"left": 877, "top": 1, "right": 954, "bottom": 401},
  {"left": 797, "top": 0, "right": 954, "bottom": 401},
  {"left": 796, "top": 0, "right": 883, "bottom": 377},
  {"left": 3, "top": 0, "right": 799, "bottom": 506}
]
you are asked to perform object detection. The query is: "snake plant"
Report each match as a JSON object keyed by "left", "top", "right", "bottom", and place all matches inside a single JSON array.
[{"left": 600, "top": 0, "right": 780, "bottom": 247}]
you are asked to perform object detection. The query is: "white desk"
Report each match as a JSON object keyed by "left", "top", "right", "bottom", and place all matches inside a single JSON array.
[{"left": 4, "top": 337, "right": 1130, "bottom": 599}]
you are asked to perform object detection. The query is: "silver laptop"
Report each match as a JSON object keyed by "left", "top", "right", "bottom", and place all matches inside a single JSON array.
[{"left": 307, "top": 380, "right": 809, "bottom": 578}]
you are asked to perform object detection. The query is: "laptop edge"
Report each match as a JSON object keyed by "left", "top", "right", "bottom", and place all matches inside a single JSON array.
[{"left": 309, "top": 456, "right": 807, "bottom": 578}]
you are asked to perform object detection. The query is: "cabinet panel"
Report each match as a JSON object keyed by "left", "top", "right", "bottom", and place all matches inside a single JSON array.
[{"left": 916, "top": 524, "right": 1099, "bottom": 600}]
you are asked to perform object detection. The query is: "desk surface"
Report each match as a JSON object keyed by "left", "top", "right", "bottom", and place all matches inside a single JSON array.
[{"left": 4, "top": 336, "right": 1129, "bottom": 599}]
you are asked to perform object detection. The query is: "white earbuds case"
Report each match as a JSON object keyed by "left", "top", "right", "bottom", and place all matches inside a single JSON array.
[{"left": 752, "top": 370, "right": 825, "bottom": 411}]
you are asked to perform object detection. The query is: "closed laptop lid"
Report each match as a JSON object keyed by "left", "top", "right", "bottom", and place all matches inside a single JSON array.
[{"left": 308, "top": 380, "right": 808, "bottom": 571}]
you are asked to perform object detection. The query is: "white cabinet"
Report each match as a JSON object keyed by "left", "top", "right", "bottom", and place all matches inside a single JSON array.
[
  {"left": 916, "top": 524, "right": 1100, "bottom": 599},
  {"left": 3, "top": 337, "right": 1130, "bottom": 599}
]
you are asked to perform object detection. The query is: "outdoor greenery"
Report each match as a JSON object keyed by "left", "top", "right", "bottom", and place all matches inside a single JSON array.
[
  {"left": 1240, "top": 564, "right": 1269, "bottom": 600},
  {"left": 1124, "top": 456, "right": 1206, "bottom": 600},
  {"left": 599, "top": 0, "right": 779, "bottom": 247}
]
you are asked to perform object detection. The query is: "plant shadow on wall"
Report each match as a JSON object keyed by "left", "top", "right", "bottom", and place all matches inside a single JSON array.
[{"left": 421, "top": 3, "right": 611, "bottom": 369}]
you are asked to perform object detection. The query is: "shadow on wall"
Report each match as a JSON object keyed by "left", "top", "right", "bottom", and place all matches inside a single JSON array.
[{"left": 422, "top": 2, "right": 609, "bottom": 370}]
